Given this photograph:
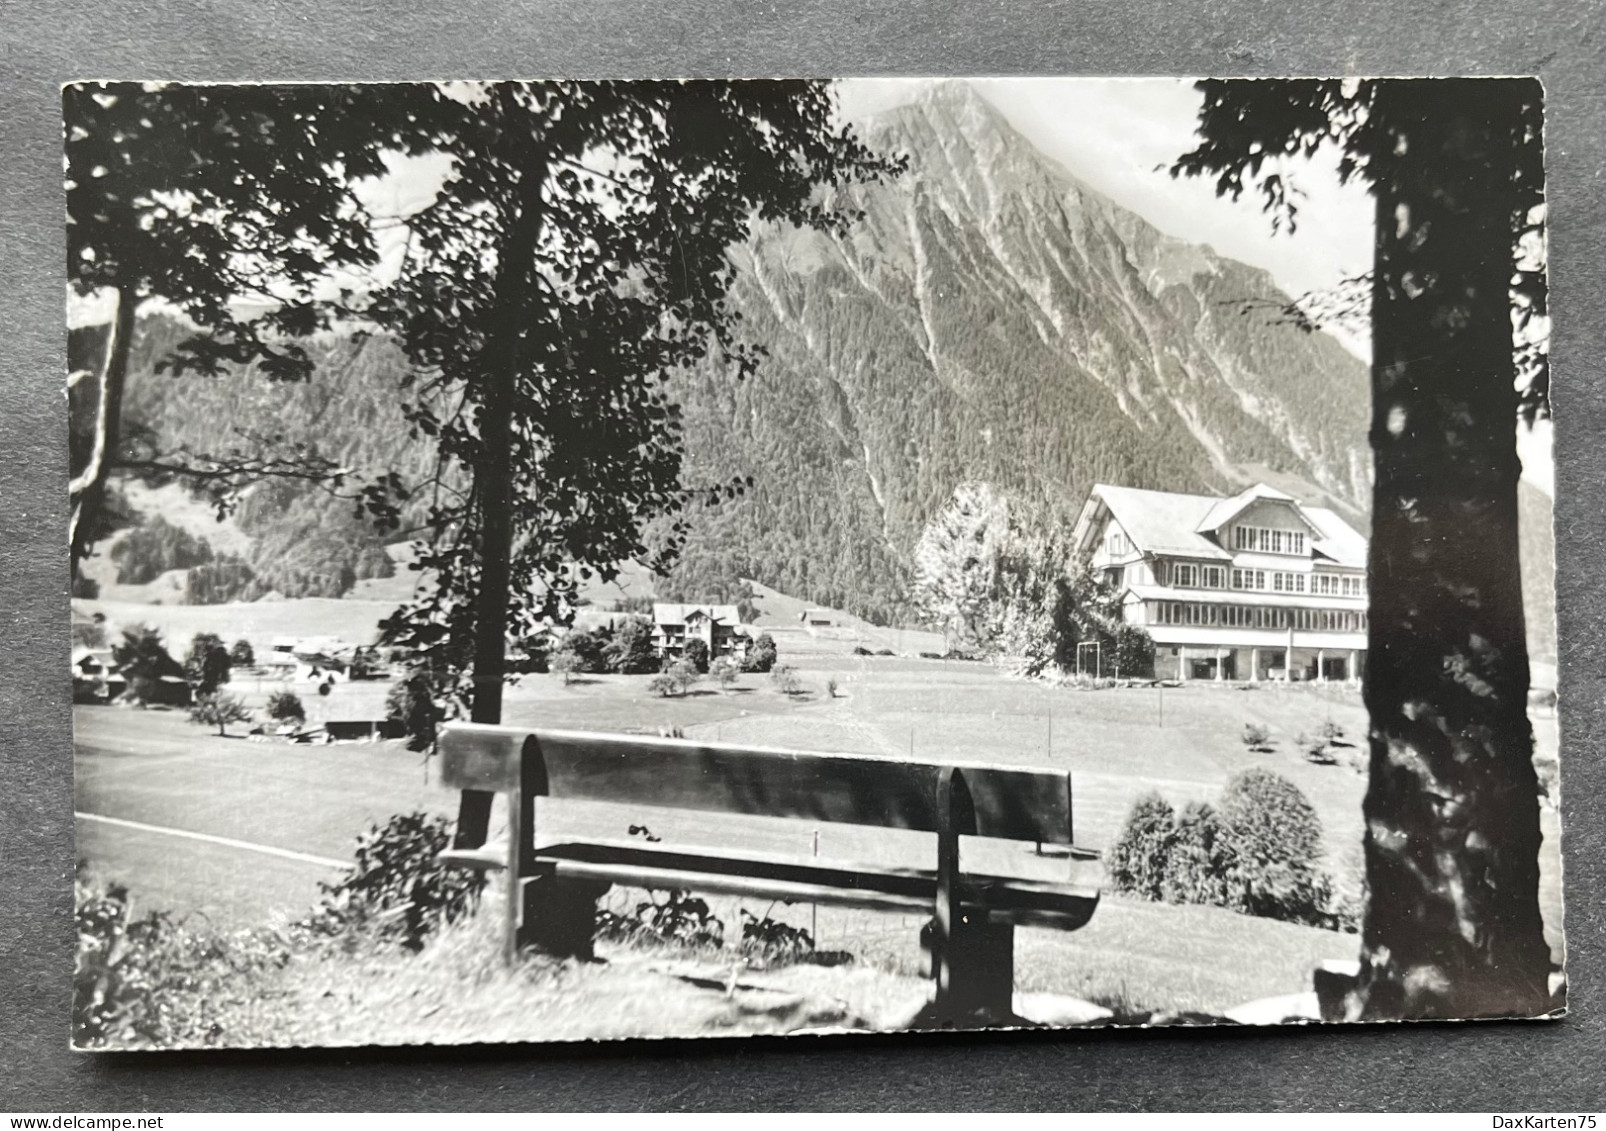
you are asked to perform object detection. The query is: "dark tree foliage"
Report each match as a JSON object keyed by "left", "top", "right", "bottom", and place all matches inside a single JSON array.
[
  {"left": 363, "top": 82, "right": 902, "bottom": 728},
  {"left": 605, "top": 617, "right": 659, "bottom": 675},
  {"left": 1174, "top": 78, "right": 1552, "bottom": 1019},
  {"left": 182, "top": 633, "right": 232, "bottom": 695},
  {"left": 111, "top": 623, "right": 183, "bottom": 703},
  {"left": 265, "top": 689, "right": 305, "bottom": 724},
  {"left": 743, "top": 632, "right": 778, "bottom": 674},
  {"left": 683, "top": 638, "right": 711, "bottom": 675},
  {"left": 64, "top": 82, "right": 441, "bottom": 566},
  {"left": 228, "top": 639, "right": 255, "bottom": 668},
  {"left": 554, "top": 628, "right": 610, "bottom": 676},
  {"left": 385, "top": 670, "right": 445, "bottom": 753}
]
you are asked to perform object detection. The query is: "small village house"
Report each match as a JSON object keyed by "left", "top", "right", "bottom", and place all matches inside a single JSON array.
[
  {"left": 70, "top": 646, "right": 125, "bottom": 703},
  {"left": 1071, "top": 482, "right": 1369, "bottom": 682},
  {"left": 650, "top": 603, "right": 745, "bottom": 660}
]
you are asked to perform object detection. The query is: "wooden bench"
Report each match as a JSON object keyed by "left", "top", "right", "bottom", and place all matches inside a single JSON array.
[{"left": 436, "top": 722, "right": 1100, "bottom": 1023}]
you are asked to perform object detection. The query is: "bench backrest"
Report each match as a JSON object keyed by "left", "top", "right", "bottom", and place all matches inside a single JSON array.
[{"left": 439, "top": 722, "right": 1074, "bottom": 845}]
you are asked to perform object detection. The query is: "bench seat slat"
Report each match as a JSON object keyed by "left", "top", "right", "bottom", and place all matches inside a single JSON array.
[{"left": 523, "top": 839, "right": 1100, "bottom": 931}]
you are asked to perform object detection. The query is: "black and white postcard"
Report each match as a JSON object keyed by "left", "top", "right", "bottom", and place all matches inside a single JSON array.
[{"left": 66, "top": 77, "right": 1563, "bottom": 1048}]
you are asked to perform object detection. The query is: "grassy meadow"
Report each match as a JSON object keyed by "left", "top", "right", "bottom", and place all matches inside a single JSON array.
[{"left": 71, "top": 589, "right": 1566, "bottom": 1044}]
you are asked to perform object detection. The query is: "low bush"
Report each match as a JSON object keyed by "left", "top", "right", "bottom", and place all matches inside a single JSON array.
[
  {"left": 304, "top": 812, "right": 487, "bottom": 952},
  {"left": 742, "top": 633, "right": 778, "bottom": 674},
  {"left": 1107, "top": 771, "right": 1346, "bottom": 931},
  {"left": 1216, "top": 768, "right": 1329, "bottom": 925},
  {"left": 738, "top": 909, "right": 815, "bottom": 967},
  {"left": 265, "top": 689, "right": 306, "bottom": 725},
  {"left": 73, "top": 869, "right": 293, "bottom": 1049},
  {"left": 1242, "top": 723, "right": 1272, "bottom": 750},
  {"left": 771, "top": 664, "right": 802, "bottom": 696},
  {"left": 188, "top": 692, "right": 253, "bottom": 736},
  {"left": 1159, "top": 801, "right": 1234, "bottom": 907},
  {"left": 596, "top": 889, "right": 726, "bottom": 952},
  {"left": 1105, "top": 792, "right": 1175, "bottom": 901}
]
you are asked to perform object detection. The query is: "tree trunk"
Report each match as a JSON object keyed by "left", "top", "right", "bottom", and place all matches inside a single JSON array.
[
  {"left": 68, "top": 285, "right": 136, "bottom": 569},
  {"left": 454, "top": 101, "right": 549, "bottom": 846},
  {"left": 1347, "top": 79, "right": 1553, "bottom": 1020}
]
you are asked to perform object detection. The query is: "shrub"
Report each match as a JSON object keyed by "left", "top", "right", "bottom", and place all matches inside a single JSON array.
[
  {"left": 550, "top": 651, "right": 580, "bottom": 685},
  {"left": 265, "top": 689, "right": 306, "bottom": 725},
  {"left": 770, "top": 664, "right": 801, "bottom": 696},
  {"left": 1241, "top": 722, "right": 1272, "bottom": 750},
  {"left": 1318, "top": 719, "right": 1345, "bottom": 742},
  {"left": 595, "top": 823, "right": 725, "bottom": 951},
  {"left": 228, "top": 639, "right": 255, "bottom": 668},
  {"left": 826, "top": 677, "right": 839, "bottom": 698},
  {"left": 743, "top": 632, "right": 777, "bottom": 674},
  {"left": 1111, "top": 624, "right": 1156, "bottom": 679},
  {"left": 1105, "top": 792, "right": 1176, "bottom": 901},
  {"left": 738, "top": 909, "right": 815, "bottom": 966},
  {"left": 647, "top": 673, "right": 678, "bottom": 698},
  {"left": 604, "top": 617, "right": 658, "bottom": 674},
  {"left": 710, "top": 655, "right": 741, "bottom": 693},
  {"left": 188, "top": 692, "right": 252, "bottom": 736},
  {"left": 1216, "top": 768, "right": 1329, "bottom": 924},
  {"left": 1159, "top": 802, "right": 1234, "bottom": 906},
  {"left": 668, "top": 658, "right": 701, "bottom": 696},
  {"left": 556, "top": 629, "right": 608, "bottom": 674},
  {"left": 385, "top": 670, "right": 444, "bottom": 752},
  {"left": 684, "top": 637, "right": 710, "bottom": 674},
  {"left": 306, "top": 812, "right": 486, "bottom": 952}
]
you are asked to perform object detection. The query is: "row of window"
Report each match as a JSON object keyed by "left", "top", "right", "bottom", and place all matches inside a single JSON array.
[
  {"left": 1233, "top": 525, "right": 1307, "bottom": 556},
  {"left": 1148, "top": 601, "right": 1368, "bottom": 633},
  {"left": 1167, "top": 563, "right": 1366, "bottom": 598},
  {"left": 1172, "top": 563, "right": 1225, "bottom": 589},
  {"left": 1311, "top": 573, "right": 1367, "bottom": 597}
]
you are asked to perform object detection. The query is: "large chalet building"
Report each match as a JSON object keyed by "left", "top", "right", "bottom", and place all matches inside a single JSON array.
[
  {"left": 650, "top": 603, "right": 746, "bottom": 660},
  {"left": 1071, "top": 482, "right": 1369, "bottom": 683}
]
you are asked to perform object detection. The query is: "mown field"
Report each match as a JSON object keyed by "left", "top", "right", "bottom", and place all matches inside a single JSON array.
[{"left": 72, "top": 601, "right": 1566, "bottom": 1037}]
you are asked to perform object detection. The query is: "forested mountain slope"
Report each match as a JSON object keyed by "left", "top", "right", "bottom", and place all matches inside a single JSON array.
[
  {"left": 655, "top": 82, "right": 1371, "bottom": 621},
  {"left": 92, "top": 82, "right": 1373, "bottom": 620}
]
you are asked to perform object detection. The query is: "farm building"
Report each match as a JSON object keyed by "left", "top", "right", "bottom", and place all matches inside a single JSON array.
[
  {"left": 71, "top": 646, "right": 125, "bottom": 703},
  {"left": 306, "top": 681, "right": 401, "bottom": 742},
  {"left": 650, "top": 604, "right": 745, "bottom": 660},
  {"left": 1071, "top": 482, "right": 1369, "bottom": 683}
]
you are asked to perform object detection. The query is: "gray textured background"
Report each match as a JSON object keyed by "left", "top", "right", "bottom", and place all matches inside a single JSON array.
[{"left": 3, "top": 0, "right": 1602, "bottom": 1111}]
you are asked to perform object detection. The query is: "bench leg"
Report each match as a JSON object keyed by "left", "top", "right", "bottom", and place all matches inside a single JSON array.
[
  {"left": 516, "top": 871, "right": 610, "bottom": 961},
  {"left": 922, "top": 917, "right": 1015, "bottom": 1024}
]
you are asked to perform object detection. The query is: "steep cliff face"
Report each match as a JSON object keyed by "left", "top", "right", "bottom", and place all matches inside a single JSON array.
[{"left": 659, "top": 83, "right": 1372, "bottom": 621}]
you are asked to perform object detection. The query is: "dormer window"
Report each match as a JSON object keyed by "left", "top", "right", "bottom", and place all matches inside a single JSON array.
[
  {"left": 1107, "top": 528, "right": 1130, "bottom": 556},
  {"left": 1233, "top": 525, "right": 1307, "bottom": 556}
]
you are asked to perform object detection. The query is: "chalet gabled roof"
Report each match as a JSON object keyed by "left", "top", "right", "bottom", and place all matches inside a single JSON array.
[
  {"left": 1086, "top": 484, "right": 1233, "bottom": 560},
  {"left": 1194, "top": 483, "right": 1302, "bottom": 535},
  {"left": 1077, "top": 483, "right": 1368, "bottom": 568},
  {"left": 652, "top": 603, "right": 742, "bottom": 628}
]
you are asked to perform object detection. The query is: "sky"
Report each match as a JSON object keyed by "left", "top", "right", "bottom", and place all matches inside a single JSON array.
[{"left": 836, "top": 77, "right": 1374, "bottom": 324}]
